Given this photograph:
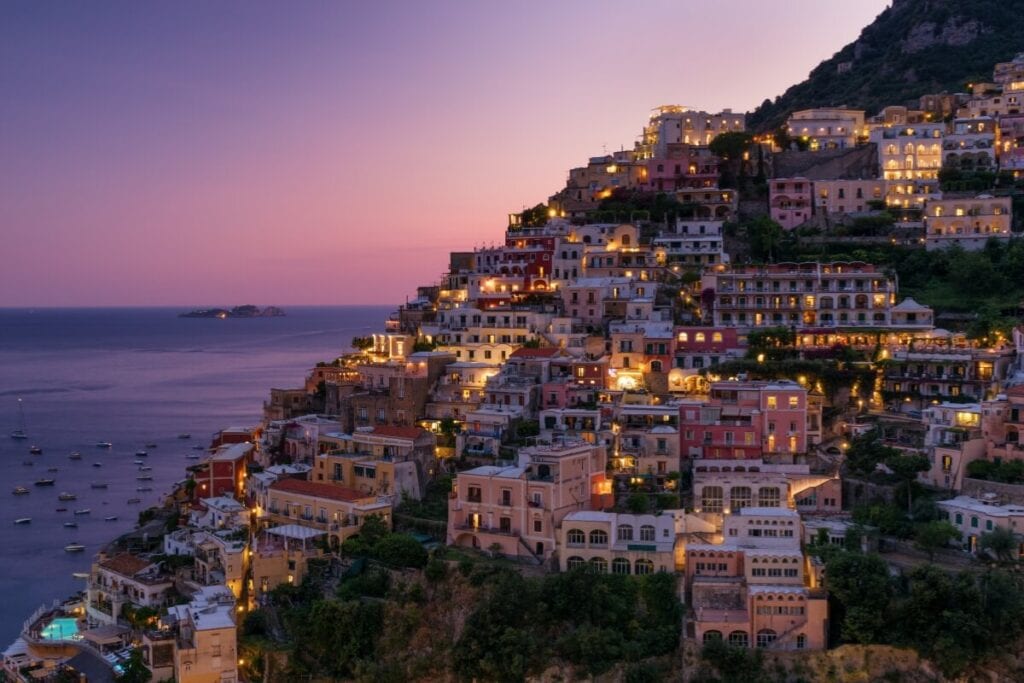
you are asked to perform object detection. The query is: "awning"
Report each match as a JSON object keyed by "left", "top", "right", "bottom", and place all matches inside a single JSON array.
[{"left": 81, "top": 624, "right": 129, "bottom": 646}]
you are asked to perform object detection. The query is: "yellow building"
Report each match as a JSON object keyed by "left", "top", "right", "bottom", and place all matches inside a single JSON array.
[
  {"left": 259, "top": 478, "right": 392, "bottom": 549},
  {"left": 250, "top": 525, "right": 326, "bottom": 604}
]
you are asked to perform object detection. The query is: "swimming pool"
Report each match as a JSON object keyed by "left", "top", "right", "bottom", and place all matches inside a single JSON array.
[{"left": 40, "top": 617, "right": 79, "bottom": 641}]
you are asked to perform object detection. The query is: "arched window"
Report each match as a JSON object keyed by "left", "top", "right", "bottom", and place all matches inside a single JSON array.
[
  {"left": 701, "top": 486, "right": 724, "bottom": 513},
  {"left": 589, "top": 557, "right": 608, "bottom": 573},
  {"left": 730, "top": 486, "right": 752, "bottom": 512},
  {"left": 589, "top": 529, "right": 608, "bottom": 546},
  {"left": 756, "top": 629, "right": 777, "bottom": 648},
  {"left": 617, "top": 525, "right": 634, "bottom": 541},
  {"left": 611, "top": 558, "right": 631, "bottom": 575},
  {"left": 758, "top": 486, "right": 781, "bottom": 507},
  {"left": 702, "top": 630, "right": 723, "bottom": 643},
  {"left": 566, "top": 556, "right": 585, "bottom": 570},
  {"left": 712, "top": 332, "right": 723, "bottom": 343},
  {"left": 650, "top": 360, "right": 663, "bottom": 373},
  {"left": 567, "top": 529, "right": 585, "bottom": 546},
  {"left": 678, "top": 332, "right": 689, "bottom": 342},
  {"left": 640, "top": 525, "right": 656, "bottom": 541},
  {"left": 695, "top": 333, "right": 706, "bottom": 342},
  {"left": 634, "top": 559, "right": 654, "bottom": 575},
  {"left": 728, "top": 631, "right": 749, "bottom": 647}
]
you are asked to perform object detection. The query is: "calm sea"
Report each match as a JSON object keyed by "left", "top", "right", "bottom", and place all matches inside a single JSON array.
[{"left": 0, "top": 305, "right": 390, "bottom": 645}]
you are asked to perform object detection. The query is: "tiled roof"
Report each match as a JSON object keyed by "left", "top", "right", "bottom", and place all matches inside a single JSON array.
[
  {"left": 99, "top": 553, "right": 153, "bottom": 577},
  {"left": 270, "top": 478, "right": 368, "bottom": 502},
  {"left": 370, "top": 425, "right": 426, "bottom": 440}
]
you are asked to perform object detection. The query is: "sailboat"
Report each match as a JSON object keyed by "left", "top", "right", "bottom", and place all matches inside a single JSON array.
[{"left": 10, "top": 399, "right": 27, "bottom": 440}]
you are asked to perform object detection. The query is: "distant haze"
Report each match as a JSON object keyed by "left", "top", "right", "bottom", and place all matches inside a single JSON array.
[{"left": 1, "top": 0, "right": 890, "bottom": 306}]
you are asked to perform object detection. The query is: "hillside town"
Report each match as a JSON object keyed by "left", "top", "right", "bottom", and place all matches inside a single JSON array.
[{"left": 7, "top": 52, "right": 1024, "bottom": 683}]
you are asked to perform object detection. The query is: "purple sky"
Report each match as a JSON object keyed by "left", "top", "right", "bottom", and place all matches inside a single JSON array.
[{"left": 1, "top": 0, "right": 890, "bottom": 307}]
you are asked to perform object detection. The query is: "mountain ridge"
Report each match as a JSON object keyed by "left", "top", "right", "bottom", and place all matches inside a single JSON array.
[{"left": 748, "top": 0, "right": 1024, "bottom": 131}]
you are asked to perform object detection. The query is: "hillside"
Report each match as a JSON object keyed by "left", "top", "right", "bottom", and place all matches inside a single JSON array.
[{"left": 748, "top": 0, "right": 1024, "bottom": 131}]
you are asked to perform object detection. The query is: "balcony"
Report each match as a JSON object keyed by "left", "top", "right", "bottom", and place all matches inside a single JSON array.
[{"left": 455, "top": 523, "right": 519, "bottom": 537}]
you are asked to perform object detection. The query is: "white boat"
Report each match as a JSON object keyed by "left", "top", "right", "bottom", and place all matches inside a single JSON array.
[
  {"left": 12, "top": 486, "right": 29, "bottom": 495},
  {"left": 72, "top": 572, "right": 89, "bottom": 579},
  {"left": 73, "top": 509, "right": 91, "bottom": 515},
  {"left": 186, "top": 454, "right": 201, "bottom": 460},
  {"left": 178, "top": 433, "right": 191, "bottom": 439},
  {"left": 58, "top": 492, "right": 77, "bottom": 501},
  {"left": 10, "top": 399, "right": 28, "bottom": 440},
  {"left": 138, "top": 466, "right": 152, "bottom": 471},
  {"left": 64, "top": 544, "right": 86, "bottom": 552},
  {"left": 126, "top": 497, "right": 141, "bottom": 504},
  {"left": 64, "top": 521, "right": 78, "bottom": 528},
  {"left": 29, "top": 445, "right": 43, "bottom": 455},
  {"left": 191, "top": 445, "right": 205, "bottom": 451},
  {"left": 137, "top": 475, "right": 153, "bottom": 481},
  {"left": 95, "top": 442, "right": 112, "bottom": 448},
  {"left": 136, "top": 486, "right": 153, "bottom": 492},
  {"left": 14, "top": 518, "right": 31, "bottom": 524},
  {"left": 135, "top": 450, "right": 147, "bottom": 457},
  {"left": 104, "top": 516, "right": 118, "bottom": 522},
  {"left": 133, "top": 460, "right": 144, "bottom": 465},
  {"left": 69, "top": 452, "right": 82, "bottom": 460}
]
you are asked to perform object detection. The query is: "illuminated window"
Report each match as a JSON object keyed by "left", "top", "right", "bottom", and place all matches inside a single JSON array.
[{"left": 767, "top": 396, "right": 778, "bottom": 409}]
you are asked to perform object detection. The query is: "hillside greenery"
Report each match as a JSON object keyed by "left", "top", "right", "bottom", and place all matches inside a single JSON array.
[{"left": 749, "top": 0, "right": 1024, "bottom": 130}]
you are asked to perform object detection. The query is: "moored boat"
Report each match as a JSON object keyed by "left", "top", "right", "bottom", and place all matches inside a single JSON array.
[
  {"left": 133, "top": 460, "right": 145, "bottom": 465},
  {"left": 136, "top": 486, "right": 153, "bottom": 492},
  {"left": 29, "top": 445, "right": 42, "bottom": 455},
  {"left": 64, "top": 543, "right": 86, "bottom": 552},
  {"left": 69, "top": 452, "right": 82, "bottom": 460},
  {"left": 90, "top": 483, "right": 108, "bottom": 489},
  {"left": 138, "top": 466, "right": 152, "bottom": 471},
  {"left": 137, "top": 475, "right": 153, "bottom": 481},
  {"left": 12, "top": 486, "right": 29, "bottom": 495},
  {"left": 64, "top": 521, "right": 77, "bottom": 528},
  {"left": 56, "top": 507, "right": 67, "bottom": 512},
  {"left": 178, "top": 433, "right": 191, "bottom": 439},
  {"left": 73, "top": 509, "right": 91, "bottom": 515},
  {"left": 135, "top": 450, "right": 147, "bottom": 457},
  {"left": 92, "top": 462, "right": 102, "bottom": 468},
  {"left": 58, "top": 492, "right": 77, "bottom": 501},
  {"left": 186, "top": 454, "right": 201, "bottom": 460},
  {"left": 14, "top": 518, "right": 31, "bottom": 524},
  {"left": 95, "top": 442, "right": 112, "bottom": 448},
  {"left": 104, "top": 516, "right": 118, "bottom": 522},
  {"left": 145, "top": 443, "right": 158, "bottom": 449},
  {"left": 34, "top": 478, "right": 55, "bottom": 486},
  {"left": 126, "top": 497, "right": 141, "bottom": 504}
]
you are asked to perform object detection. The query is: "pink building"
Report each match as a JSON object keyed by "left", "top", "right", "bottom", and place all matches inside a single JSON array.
[
  {"left": 770, "top": 178, "right": 812, "bottom": 230},
  {"left": 680, "top": 381, "right": 809, "bottom": 460},
  {"left": 447, "top": 441, "right": 613, "bottom": 561},
  {"left": 685, "top": 508, "right": 828, "bottom": 651}
]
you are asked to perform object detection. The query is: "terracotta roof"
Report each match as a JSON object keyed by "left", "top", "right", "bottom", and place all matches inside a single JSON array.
[
  {"left": 510, "top": 347, "right": 560, "bottom": 359},
  {"left": 99, "top": 553, "right": 153, "bottom": 577},
  {"left": 1006, "top": 385, "right": 1024, "bottom": 397},
  {"left": 270, "top": 478, "right": 369, "bottom": 502},
  {"left": 370, "top": 425, "right": 425, "bottom": 440}
]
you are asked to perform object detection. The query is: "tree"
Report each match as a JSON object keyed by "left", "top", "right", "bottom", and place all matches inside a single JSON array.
[
  {"left": 914, "top": 520, "right": 960, "bottom": 560},
  {"left": 350, "top": 336, "right": 374, "bottom": 351},
  {"left": 824, "top": 551, "right": 893, "bottom": 644},
  {"left": 844, "top": 429, "right": 899, "bottom": 477},
  {"left": 745, "top": 216, "right": 784, "bottom": 262},
  {"left": 625, "top": 493, "right": 650, "bottom": 514},
  {"left": 884, "top": 452, "right": 930, "bottom": 516},
  {"left": 980, "top": 525, "right": 1017, "bottom": 562},
  {"left": 374, "top": 533, "right": 428, "bottom": 569}
]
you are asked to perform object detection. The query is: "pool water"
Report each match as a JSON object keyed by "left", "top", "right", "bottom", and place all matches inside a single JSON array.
[{"left": 40, "top": 617, "right": 79, "bottom": 640}]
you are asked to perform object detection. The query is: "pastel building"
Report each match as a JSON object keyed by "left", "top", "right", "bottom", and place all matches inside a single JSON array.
[
  {"left": 250, "top": 525, "right": 326, "bottom": 604},
  {"left": 258, "top": 478, "right": 392, "bottom": 549},
  {"left": 924, "top": 194, "right": 1012, "bottom": 251},
  {"left": 164, "top": 585, "right": 238, "bottom": 683},
  {"left": 559, "top": 511, "right": 680, "bottom": 574},
  {"left": 769, "top": 178, "right": 812, "bottom": 230},
  {"left": 685, "top": 508, "right": 828, "bottom": 651},
  {"left": 813, "top": 179, "right": 886, "bottom": 216},
  {"left": 637, "top": 105, "right": 746, "bottom": 158},
  {"left": 869, "top": 123, "right": 944, "bottom": 209},
  {"left": 669, "top": 327, "right": 744, "bottom": 394},
  {"left": 315, "top": 425, "right": 437, "bottom": 501},
  {"left": 787, "top": 108, "right": 865, "bottom": 150},
  {"left": 938, "top": 496, "right": 1024, "bottom": 556},
  {"left": 691, "top": 460, "right": 840, "bottom": 518},
  {"left": 680, "top": 381, "right": 812, "bottom": 460},
  {"left": 919, "top": 402, "right": 985, "bottom": 491},
  {"left": 983, "top": 387, "right": 1024, "bottom": 463},
  {"left": 86, "top": 554, "right": 173, "bottom": 626},
  {"left": 653, "top": 219, "right": 728, "bottom": 266},
  {"left": 943, "top": 117, "right": 996, "bottom": 170},
  {"left": 447, "top": 441, "right": 613, "bottom": 561},
  {"left": 707, "top": 262, "right": 899, "bottom": 330}
]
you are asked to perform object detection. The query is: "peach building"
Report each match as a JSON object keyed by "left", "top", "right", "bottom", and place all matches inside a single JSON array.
[
  {"left": 315, "top": 425, "right": 436, "bottom": 501},
  {"left": 869, "top": 123, "right": 944, "bottom": 209},
  {"left": 924, "top": 194, "right": 1012, "bottom": 251},
  {"left": 685, "top": 508, "right": 828, "bottom": 650},
  {"left": 86, "top": 554, "right": 173, "bottom": 627},
  {"left": 447, "top": 441, "right": 612, "bottom": 561},
  {"left": 164, "top": 585, "right": 238, "bottom": 683},
  {"left": 938, "top": 495, "right": 1024, "bottom": 557},
  {"left": 691, "top": 459, "right": 840, "bottom": 519},
  {"left": 258, "top": 478, "right": 392, "bottom": 549},
  {"left": 813, "top": 179, "right": 886, "bottom": 216},
  {"left": 919, "top": 402, "right": 985, "bottom": 491},
  {"left": 983, "top": 387, "right": 1024, "bottom": 463},
  {"left": 250, "top": 525, "right": 326, "bottom": 604}
]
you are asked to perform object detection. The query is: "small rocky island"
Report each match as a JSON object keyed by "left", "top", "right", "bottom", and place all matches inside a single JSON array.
[{"left": 178, "top": 305, "right": 285, "bottom": 319}]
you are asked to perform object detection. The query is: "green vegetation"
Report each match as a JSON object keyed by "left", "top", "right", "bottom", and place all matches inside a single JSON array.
[
  {"left": 453, "top": 567, "right": 681, "bottom": 681},
  {"left": 748, "top": 0, "right": 1024, "bottom": 130},
  {"left": 350, "top": 336, "right": 374, "bottom": 351},
  {"left": 966, "top": 458, "right": 1024, "bottom": 484},
  {"left": 825, "top": 549, "right": 1024, "bottom": 675}
]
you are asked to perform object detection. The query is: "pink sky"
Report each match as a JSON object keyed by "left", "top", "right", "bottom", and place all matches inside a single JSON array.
[{"left": 0, "top": 0, "right": 891, "bottom": 306}]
